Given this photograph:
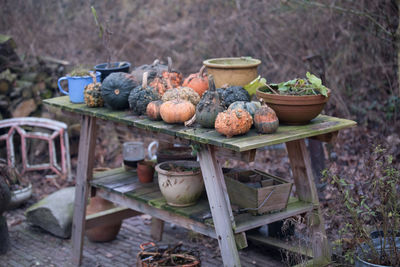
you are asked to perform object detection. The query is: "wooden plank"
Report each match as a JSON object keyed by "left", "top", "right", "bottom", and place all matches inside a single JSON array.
[
  {"left": 234, "top": 201, "right": 314, "bottom": 233},
  {"left": 215, "top": 147, "right": 256, "bottom": 162},
  {"left": 246, "top": 233, "right": 313, "bottom": 258},
  {"left": 235, "top": 232, "right": 248, "bottom": 250},
  {"left": 71, "top": 115, "right": 97, "bottom": 266},
  {"left": 85, "top": 207, "right": 140, "bottom": 229},
  {"left": 150, "top": 218, "right": 164, "bottom": 241},
  {"left": 286, "top": 139, "right": 331, "bottom": 264},
  {"left": 93, "top": 167, "right": 126, "bottom": 179},
  {"left": 95, "top": 188, "right": 217, "bottom": 239},
  {"left": 198, "top": 144, "right": 241, "bottom": 267},
  {"left": 43, "top": 96, "right": 356, "bottom": 152}
]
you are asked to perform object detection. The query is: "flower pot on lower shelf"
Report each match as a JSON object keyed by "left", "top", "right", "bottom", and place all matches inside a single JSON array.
[
  {"left": 137, "top": 161, "right": 155, "bottom": 183},
  {"left": 155, "top": 161, "right": 204, "bottom": 207},
  {"left": 85, "top": 196, "right": 122, "bottom": 242}
]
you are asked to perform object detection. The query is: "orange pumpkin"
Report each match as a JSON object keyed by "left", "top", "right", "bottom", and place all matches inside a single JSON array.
[
  {"left": 146, "top": 100, "right": 163, "bottom": 121},
  {"left": 182, "top": 66, "right": 209, "bottom": 97},
  {"left": 215, "top": 108, "right": 253, "bottom": 138},
  {"left": 160, "top": 100, "right": 195, "bottom": 124},
  {"left": 149, "top": 57, "right": 183, "bottom": 96}
]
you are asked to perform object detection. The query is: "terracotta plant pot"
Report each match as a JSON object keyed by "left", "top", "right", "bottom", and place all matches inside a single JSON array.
[
  {"left": 203, "top": 57, "right": 261, "bottom": 88},
  {"left": 85, "top": 196, "right": 122, "bottom": 242},
  {"left": 137, "top": 161, "right": 155, "bottom": 183},
  {"left": 156, "top": 161, "right": 204, "bottom": 207},
  {"left": 256, "top": 88, "right": 331, "bottom": 125}
]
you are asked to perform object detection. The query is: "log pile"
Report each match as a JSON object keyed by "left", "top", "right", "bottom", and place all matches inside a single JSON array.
[{"left": 0, "top": 34, "right": 69, "bottom": 120}]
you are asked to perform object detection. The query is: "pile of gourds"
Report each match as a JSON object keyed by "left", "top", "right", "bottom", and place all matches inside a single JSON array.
[{"left": 82, "top": 57, "right": 280, "bottom": 138}]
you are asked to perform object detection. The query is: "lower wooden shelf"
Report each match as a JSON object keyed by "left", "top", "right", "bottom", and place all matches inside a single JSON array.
[{"left": 90, "top": 168, "right": 314, "bottom": 238}]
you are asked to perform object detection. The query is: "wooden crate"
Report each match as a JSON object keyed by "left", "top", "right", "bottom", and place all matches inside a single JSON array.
[{"left": 224, "top": 169, "right": 293, "bottom": 215}]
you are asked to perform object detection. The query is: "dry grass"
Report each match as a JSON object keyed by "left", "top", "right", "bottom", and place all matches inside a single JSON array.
[{"left": 0, "top": 0, "right": 398, "bottom": 132}]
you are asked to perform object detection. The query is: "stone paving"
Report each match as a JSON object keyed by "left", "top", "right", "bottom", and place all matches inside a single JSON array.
[{"left": 1, "top": 207, "right": 285, "bottom": 267}]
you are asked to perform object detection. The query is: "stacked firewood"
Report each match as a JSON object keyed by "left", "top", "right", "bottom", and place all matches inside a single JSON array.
[{"left": 0, "top": 34, "right": 68, "bottom": 120}]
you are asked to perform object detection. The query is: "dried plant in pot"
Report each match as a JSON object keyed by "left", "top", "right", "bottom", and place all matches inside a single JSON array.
[
  {"left": 91, "top": 6, "right": 131, "bottom": 81},
  {"left": 0, "top": 160, "right": 32, "bottom": 210},
  {"left": 255, "top": 72, "right": 330, "bottom": 125},
  {"left": 324, "top": 146, "right": 400, "bottom": 266}
]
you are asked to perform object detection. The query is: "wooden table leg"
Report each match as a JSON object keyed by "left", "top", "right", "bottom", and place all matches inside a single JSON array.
[
  {"left": 198, "top": 144, "right": 241, "bottom": 267},
  {"left": 71, "top": 116, "right": 97, "bottom": 266},
  {"left": 286, "top": 139, "right": 331, "bottom": 264}
]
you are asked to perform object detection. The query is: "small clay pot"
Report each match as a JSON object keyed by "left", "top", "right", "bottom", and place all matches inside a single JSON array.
[
  {"left": 137, "top": 161, "right": 155, "bottom": 183},
  {"left": 85, "top": 196, "right": 122, "bottom": 242}
]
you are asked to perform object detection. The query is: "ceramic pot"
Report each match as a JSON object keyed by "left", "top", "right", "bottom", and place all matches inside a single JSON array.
[
  {"left": 85, "top": 196, "right": 122, "bottom": 242},
  {"left": 94, "top": 61, "right": 131, "bottom": 82},
  {"left": 7, "top": 183, "right": 32, "bottom": 210},
  {"left": 156, "top": 161, "right": 204, "bottom": 207},
  {"left": 137, "top": 161, "right": 155, "bottom": 183},
  {"left": 256, "top": 88, "right": 331, "bottom": 125},
  {"left": 203, "top": 57, "right": 261, "bottom": 88},
  {"left": 355, "top": 237, "right": 400, "bottom": 266}
]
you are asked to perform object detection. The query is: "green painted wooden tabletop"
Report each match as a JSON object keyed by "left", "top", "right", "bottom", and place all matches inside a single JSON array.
[{"left": 44, "top": 96, "right": 357, "bottom": 152}]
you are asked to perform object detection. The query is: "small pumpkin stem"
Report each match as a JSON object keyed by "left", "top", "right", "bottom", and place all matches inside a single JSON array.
[
  {"left": 167, "top": 57, "right": 172, "bottom": 72},
  {"left": 184, "top": 114, "right": 196, "bottom": 127},
  {"left": 208, "top": 75, "right": 215, "bottom": 92},
  {"left": 143, "top": 72, "right": 148, "bottom": 89},
  {"left": 199, "top": 65, "right": 206, "bottom": 77}
]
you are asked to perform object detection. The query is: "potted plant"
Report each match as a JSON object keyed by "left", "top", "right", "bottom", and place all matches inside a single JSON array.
[
  {"left": 324, "top": 146, "right": 400, "bottom": 266},
  {"left": 91, "top": 6, "right": 131, "bottom": 81},
  {"left": 57, "top": 67, "right": 101, "bottom": 103},
  {"left": 0, "top": 160, "right": 32, "bottom": 209},
  {"left": 155, "top": 160, "right": 204, "bottom": 207},
  {"left": 255, "top": 72, "right": 331, "bottom": 125}
]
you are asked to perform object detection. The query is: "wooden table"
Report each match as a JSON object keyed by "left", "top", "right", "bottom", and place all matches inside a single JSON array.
[{"left": 44, "top": 96, "right": 356, "bottom": 267}]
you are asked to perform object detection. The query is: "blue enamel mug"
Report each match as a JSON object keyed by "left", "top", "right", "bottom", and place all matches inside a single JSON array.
[{"left": 57, "top": 71, "right": 101, "bottom": 103}]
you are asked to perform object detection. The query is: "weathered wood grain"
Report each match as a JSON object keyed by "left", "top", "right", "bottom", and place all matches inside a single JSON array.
[
  {"left": 198, "top": 144, "right": 241, "bottom": 267},
  {"left": 85, "top": 207, "right": 140, "bottom": 229},
  {"left": 71, "top": 115, "right": 97, "bottom": 266},
  {"left": 43, "top": 96, "right": 356, "bottom": 152},
  {"left": 286, "top": 139, "right": 331, "bottom": 264}
]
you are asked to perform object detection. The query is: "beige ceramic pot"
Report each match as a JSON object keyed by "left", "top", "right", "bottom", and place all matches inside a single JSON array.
[
  {"left": 203, "top": 57, "right": 261, "bottom": 88},
  {"left": 256, "top": 88, "right": 331, "bottom": 125},
  {"left": 156, "top": 161, "right": 204, "bottom": 207}
]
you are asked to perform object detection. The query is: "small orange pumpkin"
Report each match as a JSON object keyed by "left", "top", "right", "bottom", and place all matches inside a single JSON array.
[
  {"left": 253, "top": 104, "right": 279, "bottom": 134},
  {"left": 182, "top": 66, "right": 209, "bottom": 97},
  {"left": 215, "top": 108, "right": 253, "bottom": 138},
  {"left": 160, "top": 100, "right": 195, "bottom": 124},
  {"left": 146, "top": 100, "right": 163, "bottom": 121},
  {"left": 149, "top": 57, "right": 183, "bottom": 96}
]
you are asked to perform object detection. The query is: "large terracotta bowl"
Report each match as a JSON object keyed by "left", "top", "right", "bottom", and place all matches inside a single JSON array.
[
  {"left": 256, "top": 88, "right": 331, "bottom": 125},
  {"left": 203, "top": 57, "right": 261, "bottom": 88}
]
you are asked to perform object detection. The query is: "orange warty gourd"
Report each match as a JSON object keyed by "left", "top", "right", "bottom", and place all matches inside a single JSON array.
[
  {"left": 182, "top": 66, "right": 209, "bottom": 97},
  {"left": 149, "top": 57, "right": 183, "bottom": 96},
  {"left": 160, "top": 100, "right": 195, "bottom": 124},
  {"left": 214, "top": 108, "right": 253, "bottom": 138}
]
